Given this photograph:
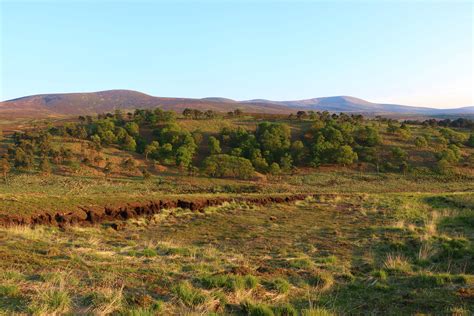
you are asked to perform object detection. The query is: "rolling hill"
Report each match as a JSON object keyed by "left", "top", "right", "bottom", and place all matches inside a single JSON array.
[
  {"left": 247, "top": 96, "right": 474, "bottom": 115},
  {"left": 0, "top": 90, "right": 472, "bottom": 118}
]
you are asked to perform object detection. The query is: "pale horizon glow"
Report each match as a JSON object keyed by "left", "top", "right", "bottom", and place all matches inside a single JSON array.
[{"left": 1, "top": 1, "right": 473, "bottom": 109}]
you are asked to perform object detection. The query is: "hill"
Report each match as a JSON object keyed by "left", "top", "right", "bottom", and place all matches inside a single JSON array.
[
  {"left": 248, "top": 96, "right": 474, "bottom": 115},
  {"left": 0, "top": 90, "right": 291, "bottom": 118},
  {"left": 1, "top": 90, "right": 472, "bottom": 118}
]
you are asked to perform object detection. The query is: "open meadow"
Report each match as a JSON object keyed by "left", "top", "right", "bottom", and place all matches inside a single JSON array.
[{"left": 0, "top": 112, "right": 473, "bottom": 315}]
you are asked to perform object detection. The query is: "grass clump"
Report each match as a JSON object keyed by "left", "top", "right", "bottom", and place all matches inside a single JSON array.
[
  {"left": 172, "top": 281, "right": 207, "bottom": 307},
  {"left": 269, "top": 278, "right": 290, "bottom": 294},
  {"left": 199, "top": 274, "right": 259, "bottom": 292},
  {"left": 82, "top": 287, "right": 124, "bottom": 314},
  {"left": 289, "top": 257, "right": 314, "bottom": 269},
  {"left": 273, "top": 303, "right": 298, "bottom": 316},
  {"left": 308, "top": 270, "right": 334, "bottom": 291},
  {"left": 241, "top": 301, "right": 275, "bottom": 316},
  {"left": 371, "top": 269, "right": 388, "bottom": 281},
  {"left": 29, "top": 288, "right": 71, "bottom": 315},
  {"left": 141, "top": 248, "right": 158, "bottom": 257},
  {"left": 383, "top": 253, "right": 412, "bottom": 273},
  {"left": 301, "top": 307, "right": 336, "bottom": 316},
  {"left": 0, "top": 284, "right": 20, "bottom": 297},
  {"left": 409, "top": 272, "right": 467, "bottom": 288}
]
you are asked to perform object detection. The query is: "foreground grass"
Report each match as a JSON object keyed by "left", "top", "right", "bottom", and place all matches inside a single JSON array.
[{"left": 0, "top": 193, "right": 472, "bottom": 315}]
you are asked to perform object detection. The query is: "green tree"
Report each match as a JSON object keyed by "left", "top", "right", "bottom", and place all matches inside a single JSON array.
[
  {"left": 269, "top": 162, "right": 281, "bottom": 175},
  {"left": 121, "top": 134, "right": 137, "bottom": 151},
  {"left": 436, "top": 159, "right": 453, "bottom": 175},
  {"left": 414, "top": 136, "right": 428, "bottom": 148},
  {"left": 101, "top": 130, "right": 117, "bottom": 145},
  {"left": 467, "top": 134, "right": 474, "bottom": 148},
  {"left": 256, "top": 122, "right": 291, "bottom": 163},
  {"left": 335, "top": 145, "right": 358, "bottom": 166},
  {"left": 203, "top": 154, "right": 255, "bottom": 179},
  {"left": 290, "top": 140, "right": 306, "bottom": 165},
  {"left": 208, "top": 136, "right": 221, "bottom": 155},
  {"left": 125, "top": 122, "right": 140, "bottom": 137},
  {"left": 14, "top": 148, "right": 33, "bottom": 170},
  {"left": 279, "top": 154, "right": 293, "bottom": 171},
  {"left": 176, "top": 146, "right": 194, "bottom": 168},
  {"left": 354, "top": 126, "right": 381, "bottom": 147},
  {"left": 91, "top": 134, "right": 102, "bottom": 149},
  {"left": 144, "top": 141, "right": 159, "bottom": 160}
]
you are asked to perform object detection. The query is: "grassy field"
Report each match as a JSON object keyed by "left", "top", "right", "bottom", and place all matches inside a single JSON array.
[
  {"left": 0, "top": 170, "right": 473, "bottom": 217},
  {"left": 1, "top": 193, "right": 473, "bottom": 315},
  {"left": 1, "top": 115, "right": 473, "bottom": 314}
]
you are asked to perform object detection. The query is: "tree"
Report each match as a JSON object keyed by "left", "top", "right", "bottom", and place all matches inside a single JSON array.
[
  {"left": 124, "top": 122, "right": 140, "bottom": 137},
  {"left": 203, "top": 154, "right": 255, "bottom": 179},
  {"left": 335, "top": 145, "right": 357, "bottom": 166},
  {"left": 290, "top": 140, "right": 306, "bottom": 165},
  {"left": 269, "top": 162, "right": 281, "bottom": 175},
  {"left": 39, "top": 157, "right": 52, "bottom": 175},
  {"left": 208, "top": 136, "right": 221, "bottom": 155},
  {"left": 121, "top": 134, "right": 137, "bottom": 152},
  {"left": 14, "top": 148, "right": 33, "bottom": 170},
  {"left": 91, "top": 134, "right": 102, "bottom": 149},
  {"left": 279, "top": 154, "right": 293, "bottom": 171},
  {"left": 0, "top": 157, "right": 11, "bottom": 182},
  {"left": 414, "top": 136, "right": 428, "bottom": 148},
  {"left": 144, "top": 141, "right": 159, "bottom": 160},
  {"left": 467, "top": 134, "right": 474, "bottom": 148},
  {"left": 391, "top": 147, "right": 407, "bottom": 162},
  {"left": 354, "top": 126, "right": 381, "bottom": 147},
  {"left": 436, "top": 159, "right": 453, "bottom": 175},
  {"left": 175, "top": 146, "right": 194, "bottom": 168},
  {"left": 256, "top": 122, "right": 291, "bottom": 163},
  {"left": 296, "top": 111, "right": 307, "bottom": 120},
  {"left": 101, "top": 130, "right": 117, "bottom": 145}
]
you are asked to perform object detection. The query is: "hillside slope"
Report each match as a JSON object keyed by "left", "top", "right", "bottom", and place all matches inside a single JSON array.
[
  {"left": 0, "top": 90, "right": 291, "bottom": 118},
  {"left": 248, "top": 96, "right": 474, "bottom": 115},
  {"left": 1, "top": 90, "right": 472, "bottom": 118}
]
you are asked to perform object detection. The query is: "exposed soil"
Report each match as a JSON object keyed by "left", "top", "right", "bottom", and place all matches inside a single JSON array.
[{"left": 0, "top": 193, "right": 318, "bottom": 228}]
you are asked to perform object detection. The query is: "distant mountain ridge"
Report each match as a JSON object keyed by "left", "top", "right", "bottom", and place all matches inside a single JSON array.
[{"left": 0, "top": 89, "right": 472, "bottom": 118}]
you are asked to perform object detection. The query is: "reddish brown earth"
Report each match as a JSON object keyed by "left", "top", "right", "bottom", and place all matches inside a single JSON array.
[{"left": 0, "top": 194, "right": 313, "bottom": 228}]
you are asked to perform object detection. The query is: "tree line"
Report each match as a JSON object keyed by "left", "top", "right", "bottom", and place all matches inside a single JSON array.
[{"left": 1, "top": 108, "right": 473, "bottom": 180}]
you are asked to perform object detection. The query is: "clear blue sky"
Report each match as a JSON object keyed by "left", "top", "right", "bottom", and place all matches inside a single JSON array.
[{"left": 1, "top": 1, "right": 472, "bottom": 108}]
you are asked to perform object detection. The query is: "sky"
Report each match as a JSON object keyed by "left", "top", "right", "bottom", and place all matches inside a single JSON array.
[{"left": 0, "top": 1, "right": 472, "bottom": 108}]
